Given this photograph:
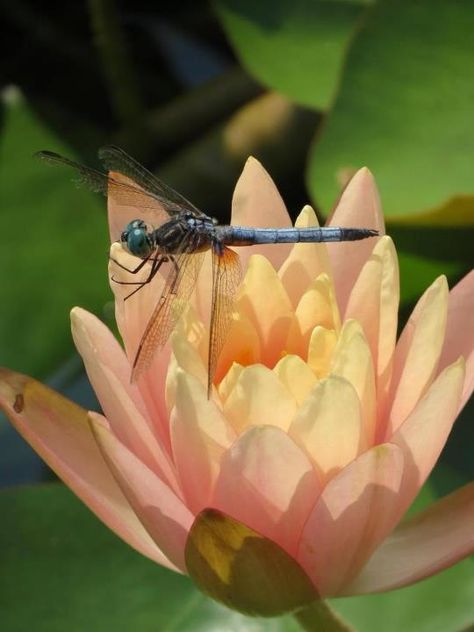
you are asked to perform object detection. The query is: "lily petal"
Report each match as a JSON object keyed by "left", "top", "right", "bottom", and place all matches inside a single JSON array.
[
  {"left": 237, "top": 255, "right": 293, "bottom": 367},
  {"left": 273, "top": 355, "right": 318, "bottom": 407},
  {"left": 231, "top": 156, "right": 292, "bottom": 273},
  {"left": 438, "top": 270, "right": 474, "bottom": 410},
  {"left": 326, "top": 168, "right": 385, "bottom": 314},
  {"left": 390, "top": 358, "right": 465, "bottom": 519},
  {"left": 344, "top": 237, "right": 399, "bottom": 413},
  {"left": 223, "top": 364, "right": 297, "bottom": 434},
  {"left": 298, "top": 443, "right": 404, "bottom": 596},
  {"left": 343, "top": 482, "right": 474, "bottom": 595},
  {"left": 307, "top": 326, "right": 338, "bottom": 378},
  {"left": 387, "top": 276, "right": 449, "bottom": 436},
  {"left": 90, "top": 412, "right": 194, "bottom": 572},
  {"left": 170, "top": 372, "right": 236, "bottom": 515},
  {"left": 289, "top": 376, "right": 364, "bottom": 482},
  {"left": 71, "top": 308, "right": 179, "bottom": 493},
  {"left": 278, "top": 206, "right": 331, "bottom": 307},
  {"left": 0, "top": 369, "right": 172, "bottom": 568},
  {"left": 330, "top": 321, "right": 376, "bottom": 445},
  {"left": 213, "top": 425, "right": 321, "bottom": 557}
]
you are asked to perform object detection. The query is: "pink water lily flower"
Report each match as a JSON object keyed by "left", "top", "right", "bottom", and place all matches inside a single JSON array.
[{"left": 1, "top": 160, "right": 473, "bottom": 617}]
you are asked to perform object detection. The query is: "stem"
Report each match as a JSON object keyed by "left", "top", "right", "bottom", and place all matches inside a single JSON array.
[
  {"left": 87, "top": 0, "right": 143, "bottom": 127},
  {"left": 294, "top": 600, "right": 355, "bottom": 632}
]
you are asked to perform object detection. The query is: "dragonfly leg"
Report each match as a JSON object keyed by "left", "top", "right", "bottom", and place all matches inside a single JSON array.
[
  {"left": 109, "top": 254, "right": 152, "bottom": 275},
  {"left": 111, "top": 255, "right": 170, "bottom": 300}
]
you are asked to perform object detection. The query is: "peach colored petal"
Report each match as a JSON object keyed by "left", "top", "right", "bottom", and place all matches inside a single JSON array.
[
  {"left": 170, "top": 372, "right": 236, "bottom": 515},
  {"left": 213, "top": 425, "right": 321, "bottom": 557},
  {"left": 215, "top": 312, "right": 261, "bottom": 386},
  {"left": 307, "top": 326, "right": 338, "bottom": 378},
  {"left": 273, "top": 355, "right": 318, "bottom": 406},
  {"left": 289, "top": 376, "right": 364, "bottom": 482},
  {"left": 218, "top": 362, "right": 244, "bottom": 403},
  {"left": 108, "top": 242, "right": 172, "bottom": 448},
  {"left": 297, "top": 443, "right": 404, "bottom": 597},
  {"left": 166, "top": 332, "right": 209, "bottom": 412},
  {"left": 326, "top": 168, "right": 385, "bottom": 314},
  {"left": 286, "top": 274, "right": 340, "bottom": 358},
  {"left": 387, "top": 276, "right": 449, "bottom": 436},
  {"left": 71, "top": 308, "right": 179, "bottom": 494},
  {"left": 344, "top": 237, "right": 399, "bottom": 414},
  {"left": 278, "top": 206, "right": 331, "bottom": 307},
  {"left": 90, "top": 412, "right": 194, "bottom": 572},
  {"left": 438, "top": 270, "right": 474, "bottom": 410},
  {"left": 343, "top": 482, "right": 474, "bottom": 595},
  {"left": 190, "top": 250, "right": 213, "bottom": 334},
  {"left": 0, "top": 370, "right": 172, "bottom": 569},
  {"left": 231, "top": 156, "right": 292, "bottom": 273},
  {"left": 223, "top": 364, "right": 297, "bottom": 434},
  {"left": 237, "top": 255, "right": 293, "bottom": 367},
  {"left": 390, "top": 358, "right": 465, "bottom": 519},
  {"left": 330, "top": 321, "right": 376, "bottom": 445}
]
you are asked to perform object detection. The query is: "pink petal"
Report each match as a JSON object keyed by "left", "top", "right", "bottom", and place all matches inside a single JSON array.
[
  {"left": 344, "top": 237, "right": 399, "bottom": 417},
  {"left": 108, "top": 243, "right": 172, "bottom": 449},
  {"left": 390, "top": 358, "right": 465, "bottom": 520},
  {"left": 326, "top": 168, "right": 385, "bottom": 314},
  {"left": 166, "top": 332, "right": 208, "bottom": 412},
  {"left": 330, "top": 321, "right": 376, "bottom": 445},
  {"left": 307, "top": 326, "right": 338, "bottom": 378},
  {"left": 71, "top": 308, "right": 179, "bottom": 495},
  {"left": 297, "top": 443, "right": 404, "bottom": 596},
  {"left": 273, "top": 355, "right": 318, "bottom": 406},
  {"left": 223, "top": 364, "right": 298, "bottom": 434},
  {"left": 438, "top": 270, "right": 474, "bottom": 410},
  {"left": 237, "top": 255, "right": 294, "bottom": 367},
  {"left": 170, "top": 372, "right": 236, "bottom": 515},
  {"left": 0, "top": 370, "right": 172, "bottom": 568},
  {"left": 342, "top": 482, "right": 474, "bottom": 595},
  {"left": 289, "top": 376, "right": 365, "bottom": 482},
  {"left": 286, "top": 273, "right": 340, "bottom": 358},
  {"left": 90, "top": 412, "right": 194, "bottom": 572},
  {"left": 213, "top": 425, "right": 321, "bottom": 557},
  {"left": 278, "top": 205, "right": 331, "bottom": 307},
  {"left": 231, "top": 157, "right": 292, "bottom": 273},
  {"left": 215, "top": 313, "right": 261, "bottom": 386},
  {"left": 387, "top": 276, "right": 449, "bottom": 436}
]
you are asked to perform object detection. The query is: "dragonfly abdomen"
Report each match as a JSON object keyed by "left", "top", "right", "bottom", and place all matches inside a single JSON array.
[{"left": 217, "top": 226, "right": 378, "bottom": 246}]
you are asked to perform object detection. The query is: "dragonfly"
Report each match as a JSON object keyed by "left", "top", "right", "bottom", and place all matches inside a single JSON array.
[{"left": 37, "top": 146, "right": 378, "bottom": 396}]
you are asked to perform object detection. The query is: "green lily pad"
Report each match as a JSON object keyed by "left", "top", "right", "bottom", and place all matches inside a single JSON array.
[
  {"left": 0, "top": 88, "right": 110, "bottom": 378},
  {"left": 0, "top": 483, "right": 300, "bottom": 631},
  {"left": 1, "top": 481, "right": 472, "bottom": 631},
  {"left": 215, "top": 0, "right": 372, "bottom": 110},
  {"left": 307, "top": 0, "right": 474, "bottom": 225}
]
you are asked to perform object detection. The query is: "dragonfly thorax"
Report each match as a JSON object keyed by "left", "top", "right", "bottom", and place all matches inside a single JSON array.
[
  {"left": 121, "top": 219, "right": 154, "bottom": 258},
  {"left": 152, "top": 212, "right": 217, "bottom": 254}
]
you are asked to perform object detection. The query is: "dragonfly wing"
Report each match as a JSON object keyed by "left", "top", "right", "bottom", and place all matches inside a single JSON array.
[
  {"left": 99, "top": 146, "right": 206, "bottom": 217},
  {"left": 36, "top": 150, "right": 173, "bottom": 241},
  {"left": 130, "top": 249, "right": 206, "bottom": 382},
  {"left": 208, "top": 246, "right": 242, "bottom": 396}
]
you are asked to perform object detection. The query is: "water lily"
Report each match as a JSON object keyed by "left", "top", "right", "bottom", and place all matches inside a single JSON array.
[{"left": 1, "top": 159, "right": 473, "bottom": 621}]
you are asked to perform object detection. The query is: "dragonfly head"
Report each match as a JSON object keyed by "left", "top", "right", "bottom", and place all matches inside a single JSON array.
[{"left": 121, "top": 219, "right": 154, "bottom": 258}]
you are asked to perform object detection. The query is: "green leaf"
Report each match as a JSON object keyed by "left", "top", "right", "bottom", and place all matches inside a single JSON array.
[
  {"left": 214, "top": 0, "right": 372, "bottom": 110},
  {"left": 307, "top": 0, "right": 474, "bottom": 224},
  {"left": 332, "top": 557, "right": 474, "bottom": 632},
  {"left": 0, "top": 88, "right": 110, "bottom": 378},
  {"left": 0, "top": 483, "right": 300, "bottom": 631}
]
